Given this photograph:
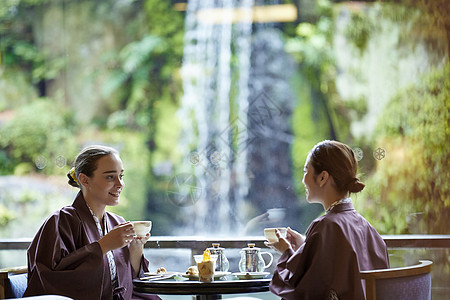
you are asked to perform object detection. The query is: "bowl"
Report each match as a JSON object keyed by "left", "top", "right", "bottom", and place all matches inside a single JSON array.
[{"left": 131, "top": 221, "right": 152, "bottom": 237}]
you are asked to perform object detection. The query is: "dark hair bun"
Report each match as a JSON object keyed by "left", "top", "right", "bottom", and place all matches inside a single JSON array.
[
  {"left": 348, "top": 178, "right": 365, "bottom": 193},
  {"left": 67, "top": 172, "right": 79, "bottom": 188}
]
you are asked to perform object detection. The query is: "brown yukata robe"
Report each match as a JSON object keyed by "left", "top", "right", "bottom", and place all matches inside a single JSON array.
[
  {"left": 24, "top": 192, "right": 161, "bottom": 300},
  {"left": 270, "top": 202, "right": 389, "bottom": 300}
]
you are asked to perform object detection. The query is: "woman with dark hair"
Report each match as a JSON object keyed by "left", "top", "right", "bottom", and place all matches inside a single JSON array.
[
  {"left": 267, "top": 140, "right": 389, "bottom": 300},
  {"left": 25, "top": 145, "right": 160, "bottom": 300}
]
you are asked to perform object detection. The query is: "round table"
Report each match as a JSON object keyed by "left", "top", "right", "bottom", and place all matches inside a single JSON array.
[{"left": 133, "top": 277, "right": 271, "bottom": 300}]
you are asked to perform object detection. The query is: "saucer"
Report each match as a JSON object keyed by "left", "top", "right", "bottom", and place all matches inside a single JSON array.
[
  {"left": 232, "top": 272, "right": 270, "bottom": 279},
  {"left": 181, "top": 271, "right": 231, "bottom": 280}
]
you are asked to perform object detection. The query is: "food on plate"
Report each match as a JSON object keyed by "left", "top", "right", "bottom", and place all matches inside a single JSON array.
[
  {"left": 156, "top": 267, "right": 167, "bottom": 274},
  {"left": 186, "top": 265, "right": 198, "bottom": 275}
]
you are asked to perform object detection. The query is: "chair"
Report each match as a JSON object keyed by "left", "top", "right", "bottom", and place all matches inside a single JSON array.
[
  {"left": 0, "top": 266, "right": 73, "bottom": 299},
  {"left": 0, "top": 266, "right": 28, "bottom": 298},
  {"left": 360, "top": 260, "right": 433, "bottom": 300}
]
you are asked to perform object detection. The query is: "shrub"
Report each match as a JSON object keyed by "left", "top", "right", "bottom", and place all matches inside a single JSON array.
[
  {"left": 0, "top": 99, "right": 77, "bottom": 175},
  {"left": 359, "top": 64, "right": 449, "bottom": 234}
]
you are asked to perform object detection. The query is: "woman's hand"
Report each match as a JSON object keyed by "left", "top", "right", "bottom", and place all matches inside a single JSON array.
[
  {"left": 264, "top": 229, "right": 292, "bottom": 254},
  {"left": 285, "top": 227, "right": 305, "bottom": 252},
  {"left": 129, "top": 233, "right": 150, "bottom": 274},
  {"left": 98, "top": 222, "right": 135, "bottom": 255},
  {"left": 129, "top": 233, "right": 150, "bottom": 250}
]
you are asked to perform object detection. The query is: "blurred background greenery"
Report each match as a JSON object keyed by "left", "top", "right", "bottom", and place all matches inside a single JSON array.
[
  {"left": 0, "top": 0, "right": 449, "bottom": 297},
  {"left": 1, "top": 0, "right": 448, "bottom": 235},
  {"left": 0, "top": 0, "right": 448, "bottom": 238}
]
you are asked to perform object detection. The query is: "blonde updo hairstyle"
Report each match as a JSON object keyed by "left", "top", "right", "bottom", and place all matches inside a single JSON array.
[
  {"left": 309, "top": 140, "right": 365, "bottom": 194},
  {"left": 67, "top": 145, "right": 118, "bottom": 188}
]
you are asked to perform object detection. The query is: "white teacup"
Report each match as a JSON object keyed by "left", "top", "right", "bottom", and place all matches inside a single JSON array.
[
  {"left": 131, "top": 221, "right": 152, "bottom": 237},
  {"left": 264, "top": 227, "right": 287, "bottom": 243}
]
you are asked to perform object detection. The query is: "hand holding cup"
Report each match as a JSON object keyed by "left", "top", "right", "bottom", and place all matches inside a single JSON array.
[
  {"left": 264, "top": 227, "right": 287, "bottom": 242},
  {"left": 264, "top": 228, "right": 291, "bottom": 254}
]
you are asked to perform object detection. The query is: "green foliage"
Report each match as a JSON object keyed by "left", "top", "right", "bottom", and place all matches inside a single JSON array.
[
  {"left": 0, "top": 1, "right": 65, "bottom": 82},
  {"left": 13, "top": 162, "right": 34, "bottom": 176},
  {"left": 1, "top": 0, "right": 186, "bottom": 229},
  {"left": 398, "top": 0, "right": 450, "bottom": 39},
  {"left": 143, "top": 0, "right": 185, "bottom": 59},
  {"left": 102, "top": 0, "right": 184, "bottom": 136},
  {"left": 287, "top": 0, "right": 351, "bottom": 165},
  {"left": 0, "top": 204, "right": 15, "bottom": 227},
  {"left": 100, "top": 0, "right": 185, "bottom": 225},
  {"left": 285, "top": 18, "right": 334, "bottom": 91},
  {"left": 344, "top": 11, "right": 374, "bottom": 54},
  {"left": 359, "top": 64, "right": 450, "bottom": 234},
  {"left": 291, "top": 71, "right": 328, "bottom": 193},
  {"left": 344, "top": 96, "right": 368, "bottom": 121},
  {"left": 0, "top": 68, "right": 38, "bottom": 109},
  {"left": 152, "top": 94, "right": 182, "bottom": 165},
  {"left": 0, "top": 99, "right": 77, "bottom": 175},
  {"left": 0, "top": 1, "right": 21, "bottom": 20},
  {"left": 287, "top": 1, "right": 352, "bottom": 224},
  {"left": 102, "top": 34, "right": 164, "bottom": 125},
  {"left": 290, "top": 70, "right": 332, "bottom": 228}
]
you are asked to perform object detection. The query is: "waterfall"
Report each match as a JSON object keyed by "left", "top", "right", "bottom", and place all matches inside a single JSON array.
[
  {"left": 175, "top": 0, "right": 296, "bottom": 236},
  {"left": 176, "top": 0, "right": 254, "bottom": 235}
]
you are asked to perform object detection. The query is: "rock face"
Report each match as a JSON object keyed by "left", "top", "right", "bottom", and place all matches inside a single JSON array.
[{"left": 246, "top": 28, "right": 298, "bottom": 224}]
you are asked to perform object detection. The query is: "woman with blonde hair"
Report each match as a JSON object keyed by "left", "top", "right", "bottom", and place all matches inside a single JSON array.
[{"left": 25, "top": 145, "right": 160, "bottom": 299}]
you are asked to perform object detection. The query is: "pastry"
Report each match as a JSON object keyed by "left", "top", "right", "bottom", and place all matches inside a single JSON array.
[{"left": 186, "top": 265, "right": 198, "bottom": 275}]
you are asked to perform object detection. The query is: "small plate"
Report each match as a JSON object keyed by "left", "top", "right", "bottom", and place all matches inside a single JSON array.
[
  {"left": 140, "top": 272, "right": 179, "bottom": 281},
  {"left": 232, "top": 272, "right": 270, "bottom": 279},
  {"left": 181, "top": 271, "right": 231, "bottom": 280},
  {"left": 143, "top": 271, "right": 178, "bottom": 276}
]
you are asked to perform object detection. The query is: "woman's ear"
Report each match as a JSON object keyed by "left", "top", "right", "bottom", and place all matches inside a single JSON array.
[
  {"left": 78, "top": 173, "right": 89, "bottom": 188},
  {"left": 319, "top": 171, "right": 329, "bottom": 187}
]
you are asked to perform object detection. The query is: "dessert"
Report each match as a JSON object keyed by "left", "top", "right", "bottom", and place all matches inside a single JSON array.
[
  {"left": 186, "top": 265, "right": 199, "bottom": 275},
  {"left": 196, "top": 249, "right": 215, "bottom": 283}
]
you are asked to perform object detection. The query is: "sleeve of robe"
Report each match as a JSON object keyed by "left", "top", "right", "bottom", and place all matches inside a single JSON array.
[
  {"left": 269, "top": 220, "right": 368, "bottom": 300},
  {"left": 24, "top": 209, "right": 107, "bottom": 299}
]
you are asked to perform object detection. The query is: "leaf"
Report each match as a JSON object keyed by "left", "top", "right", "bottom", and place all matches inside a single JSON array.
[{"left": 120, "top": 35, "right": 162, "bottom": 74}]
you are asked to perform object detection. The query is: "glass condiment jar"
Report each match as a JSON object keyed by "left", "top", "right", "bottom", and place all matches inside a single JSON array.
[
  {"left": 239, "top": 243, "right": 273, "bottom": 273},
  {"left": 207, "top": 243, "right": 229, "bottom": 272}
]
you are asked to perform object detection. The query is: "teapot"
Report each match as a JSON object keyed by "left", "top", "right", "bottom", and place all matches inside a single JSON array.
[
  {"left": 239, "top": 243, "right": 273, "bottom": 273},
  {"left": 207, "top": 243, "right": 230, "bottom": 272}
]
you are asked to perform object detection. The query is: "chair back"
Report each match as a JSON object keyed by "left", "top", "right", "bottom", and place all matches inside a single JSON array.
[
  {"left": 7, "top": 273, "right": 28, "bottom": 298},
  {"left": 0, "top": 266, "right": 28, "bottom": 298},
  {"left": 360, "top": 260, "right": 432, "bottom": 300}
]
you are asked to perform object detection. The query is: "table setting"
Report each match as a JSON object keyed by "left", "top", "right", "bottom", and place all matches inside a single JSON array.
[
  {"left": 133, "top": 227, "right": 285, "bottom": 299},
  {"left": 136, "top": 242, "right": 273, "bottom": 283}
]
